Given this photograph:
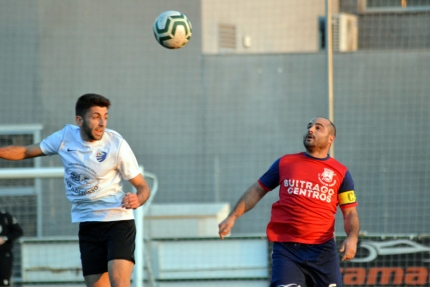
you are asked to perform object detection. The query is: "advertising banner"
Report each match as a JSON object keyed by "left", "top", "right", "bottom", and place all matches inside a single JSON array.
[{"left": 338, "top": 236, "right": 430, "bottom": 286}]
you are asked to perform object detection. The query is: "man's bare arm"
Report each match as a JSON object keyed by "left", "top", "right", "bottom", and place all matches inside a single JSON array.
[
  {"left": 218, "top": 182, "right": 267, "bottom": 239},
  {"left": 0, "top": 144, "right": 45, "bottom": 160},
  {"left": 339, "top": 206, "right": 360, "bottom": 261}
]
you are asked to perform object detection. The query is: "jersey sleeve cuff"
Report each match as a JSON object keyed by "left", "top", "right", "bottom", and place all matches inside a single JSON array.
[
  {"left": 340, "top": 202, "right": 358, "bottom": 209},
  {"left": 258, "top": 180, "right": 272, "bottom": 192}
]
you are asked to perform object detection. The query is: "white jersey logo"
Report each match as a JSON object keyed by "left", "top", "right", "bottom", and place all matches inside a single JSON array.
[
  {"left": 65, "top": 164, "right": 99, "bottom": 196},
  {"left": 96, "top": 151, "right": 107, "bottom": 162}
]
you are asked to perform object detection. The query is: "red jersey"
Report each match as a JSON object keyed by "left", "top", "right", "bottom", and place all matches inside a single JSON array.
[{"left": 258, "top": 152, "right": 357, "bottom": 244}]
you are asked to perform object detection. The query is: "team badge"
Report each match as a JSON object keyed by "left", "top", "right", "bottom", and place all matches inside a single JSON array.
[
  {"left": 96, "top": 151, "right": 107, "bottom": 162},
  {"left": 318, "top": 168, "right": 337, "bottom": 186}
]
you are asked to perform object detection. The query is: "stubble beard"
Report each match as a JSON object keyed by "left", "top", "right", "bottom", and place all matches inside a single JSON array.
[
  {"left": 303, "top": 134, "right": 328, "bottom": 153},
  {"left": 82, "top": 120, "right": 103, "bottom": 141},
  {"left": 303, "top": 135, "right": 315, "bottom": 153}
]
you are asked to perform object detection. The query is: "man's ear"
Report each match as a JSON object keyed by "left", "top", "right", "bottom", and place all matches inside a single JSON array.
[
  {"left": 328, "top": 135, "right": 335, "bottom": 144},
  {"left": 75, "top": 116, "right": 83, "bottom": 126}
]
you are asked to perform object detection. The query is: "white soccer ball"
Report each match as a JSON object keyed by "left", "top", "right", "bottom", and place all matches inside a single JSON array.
[{"left": 153, "top": 11, "right": 192, "bottom": 49}]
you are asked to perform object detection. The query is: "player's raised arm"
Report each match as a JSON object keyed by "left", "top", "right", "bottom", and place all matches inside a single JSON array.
[
  {"left": 0, "top": 143, "right": 45, "bottom": 161},
  {"left": 218, "top": 182, "right": 267, "bottom": 239}
]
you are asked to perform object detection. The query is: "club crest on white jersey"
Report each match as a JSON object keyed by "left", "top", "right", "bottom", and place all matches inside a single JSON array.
[{"left": 96, "top": 151, "right": 107, "bottom": 162}]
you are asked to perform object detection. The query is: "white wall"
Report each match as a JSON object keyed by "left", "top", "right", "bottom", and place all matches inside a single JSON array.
[{"left": 202, "top": 0, "right": 339, "bottom": 54}]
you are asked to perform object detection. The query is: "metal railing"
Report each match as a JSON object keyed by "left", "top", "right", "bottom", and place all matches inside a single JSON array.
[{"left": 0, "top": 166, "right": 158, "bottom": 287}]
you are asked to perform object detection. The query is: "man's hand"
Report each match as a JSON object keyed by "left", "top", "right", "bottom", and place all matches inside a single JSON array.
[
  {"left": 218, "top": 183, "right": 267, "bottom": 240},
  {"left": 339, "top": 236, "right": 358, "bottom": 261},
  {"left": 121, "top": 192, "right": 140, "bottom": 209},
  {"left": 218, "top": 216, "right": 236, "bottom": 239}
]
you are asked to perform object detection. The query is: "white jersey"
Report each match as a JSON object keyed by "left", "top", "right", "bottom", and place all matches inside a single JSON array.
[{"left": 40, "top": 125, "right": 141, "bottom": 223}]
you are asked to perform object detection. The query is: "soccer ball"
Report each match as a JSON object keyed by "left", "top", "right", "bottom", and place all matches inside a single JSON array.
[{"left": 153, "top": 11, "right": 192, "bottom": 49}]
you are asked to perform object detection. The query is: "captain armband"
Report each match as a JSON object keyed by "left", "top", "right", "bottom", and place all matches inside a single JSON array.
[{"left": 338, "top": 190, "right": 356, "bottom": 205}]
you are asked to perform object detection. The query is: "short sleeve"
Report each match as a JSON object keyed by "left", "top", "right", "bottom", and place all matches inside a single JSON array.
[
  {"left": 258, "top": 158, "right": 281, "bottom": 191},
  {"left": 117, "top": 140, "right": 141, "bottom": 180},
  {"left": 40, "top": 128, "right": 66, "bottom": 155},
  {"left": 338, "top": 170, "right": 355, "bottom": 192}
]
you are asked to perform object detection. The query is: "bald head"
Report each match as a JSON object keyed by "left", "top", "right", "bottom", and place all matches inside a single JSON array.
[
  {"left": 310, "top": 117, "right": 336, "bottom": 137},
  {"left": 303, "top": 117, "right": 336, "bottom": 157}
]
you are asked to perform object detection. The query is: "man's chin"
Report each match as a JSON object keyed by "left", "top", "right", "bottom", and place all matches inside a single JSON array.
[
  {"left": 304, "top": 144, "right": 316, "bottom": 152},
  {"left": 93, "top": 132, "right": 104, "bottom": 140},
  {"left": 87, "top": 134, "right": 103, "bottom": 142}
]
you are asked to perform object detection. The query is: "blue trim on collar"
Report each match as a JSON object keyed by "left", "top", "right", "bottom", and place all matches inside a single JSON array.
[{"left": 303, "top": 152, "right": 330, "bottom": 160}]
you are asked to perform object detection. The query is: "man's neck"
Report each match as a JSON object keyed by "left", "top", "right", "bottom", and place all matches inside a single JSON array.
[{"left": 304, "top": 150, "right": 330, "bottom": 159}]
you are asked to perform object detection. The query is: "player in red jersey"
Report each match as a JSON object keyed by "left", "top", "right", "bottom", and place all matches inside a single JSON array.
[{"left": 218, "top": 117, "right": 360, "bottom": 287}]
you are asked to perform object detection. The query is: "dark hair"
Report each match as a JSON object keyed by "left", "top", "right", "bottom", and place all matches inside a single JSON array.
[{"left": 75, "top": 94, "right": 111, "bottom": 117}]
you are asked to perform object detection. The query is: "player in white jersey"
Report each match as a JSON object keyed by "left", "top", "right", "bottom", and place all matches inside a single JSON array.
[{"left": 0, "top": 94, "right": 151, "bottom": 287}]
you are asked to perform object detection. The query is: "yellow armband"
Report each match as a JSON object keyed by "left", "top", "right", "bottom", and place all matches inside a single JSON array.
[{"left": 338, "top": 190, "right": 356, "bottom": 205}]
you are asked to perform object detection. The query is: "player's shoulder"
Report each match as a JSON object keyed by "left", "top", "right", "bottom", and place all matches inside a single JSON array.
[
  {"left": 63, "top": 124, "right": 79, "bottom": 130},
  {"left": 103, "top": 128, "right": 124, "bottom": 140},
  {"left": 102, "top": 128, "right": 126, "bottom": 147},
  {"left": 328, "top": 156, "right": 349, "bottom": 170},
  {"left": 57, "top": 124, "right": 80, "bottom": 141},
  {"left": 60, "top": 124, "right": 80, "bottom": 135},
  {"left": 45, "top": 124, "right": 78, "bottom": 137},
  {"left": 280, "top": 152, "right": 305, "bottom": 160}
]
